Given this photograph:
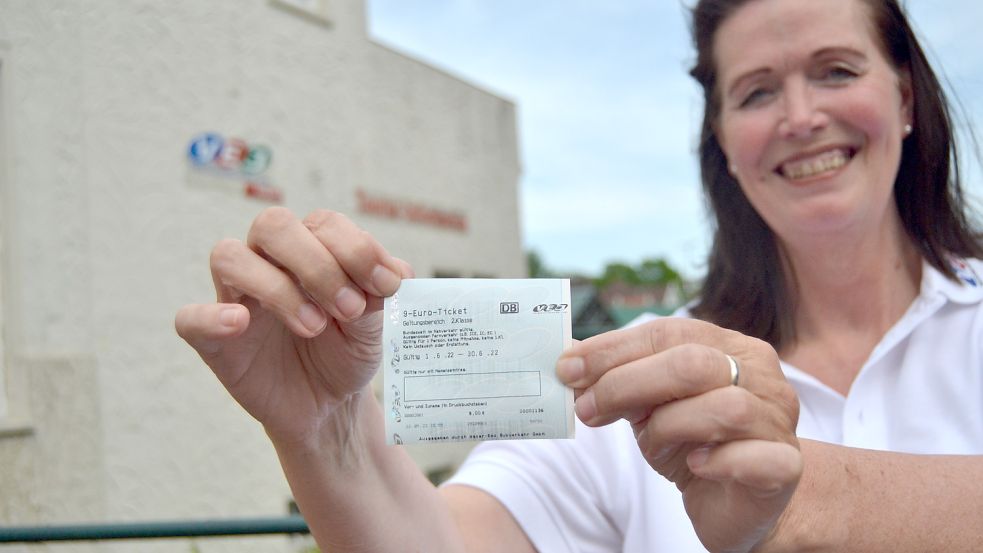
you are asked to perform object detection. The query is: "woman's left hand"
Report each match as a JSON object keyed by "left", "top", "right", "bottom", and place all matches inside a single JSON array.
[{"left": 556, "top": 318, "right": 802, "bottom": 553}]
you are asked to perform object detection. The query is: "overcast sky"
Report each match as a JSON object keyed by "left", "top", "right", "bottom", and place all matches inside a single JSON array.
[{"left": 367, "top": 0, "right": 983, "bottom": 278}]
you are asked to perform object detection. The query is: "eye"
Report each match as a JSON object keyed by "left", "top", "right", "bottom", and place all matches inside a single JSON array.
[
  {"left": 819, "top": 64, "right": 858, "bottom": 83},
  {"left": 739, "top": 87, "right": 774, "bottom": 108}
]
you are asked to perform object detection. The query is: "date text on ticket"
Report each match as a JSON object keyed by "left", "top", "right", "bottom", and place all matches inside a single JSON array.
[{"left": 384, "top": 278, "right": 574, "bottom": 444}]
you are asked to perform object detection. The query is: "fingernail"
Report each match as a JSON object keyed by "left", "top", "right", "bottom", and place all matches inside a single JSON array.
[
  {"left": 219, "top": 307, "right": 240, "bottom": 328},
  {"left": 334, "top": 286, "right": 366, "bottom": 320},
  {"left": 575, "top": 390, "right": 596, "bottom": 422},
  {"left": 556, "top": 357, "right": 584, "bottom": 383},
  {"left": 688, "top": 445, "right": 713, "bottom": 469},
  {"left": 298, "top": 302, "right": 327, "bottom": 334},
  {"left": 371, "top": 265, "right": 401, "bottom": 296}
]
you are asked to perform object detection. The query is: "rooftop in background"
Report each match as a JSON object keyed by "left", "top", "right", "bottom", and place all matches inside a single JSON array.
[{"left": 571, "top": 281, "right": 683, "bottom": 339}]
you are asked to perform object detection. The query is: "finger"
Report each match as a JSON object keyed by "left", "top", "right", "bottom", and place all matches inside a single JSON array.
[
  {"left": 301, "top": 209, "right": 404, "bottom": 297},
  {"left": 175, "top": 303, "right": 250, "bottom": 357},
  {"left": 393, "top": 256, "right": 416, "bottom": 279},
  {"left": 575, "top": 343, "right": 735, "bottom": 426},
  {"left": 635, "top": 385, "right": 793, "bottom": 450},
  {"left": 558, "top": 318, "right": 757, "bottom": 389},
  {"left": 210, "top": 237, "right": 328, "bottom": 337},
  {"left": 364, "top": 256, "right": 417, "bottom": 315},
  {"left": 245, "top": 207, "right": 369, "bottom": 322},
  {"left": 638, "top": 440, "right": 697, "bottom": 489},
  {"left": 686, "top": 439, "right": 802, "bottom": 498}
]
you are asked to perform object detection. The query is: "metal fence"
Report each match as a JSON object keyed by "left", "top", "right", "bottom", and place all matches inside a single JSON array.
[{"left": 0, "top": 515, "right": 309, "bottom": 544}]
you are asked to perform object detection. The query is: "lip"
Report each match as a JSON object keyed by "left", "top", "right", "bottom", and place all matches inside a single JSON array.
[{"left": 774, "top": 145, "right": 858, "bottom": 180}]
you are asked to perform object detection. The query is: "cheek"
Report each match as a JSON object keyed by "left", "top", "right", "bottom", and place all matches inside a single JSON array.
[
  {"left": 834, "top": 78, "right": 905, "bottom": 147},
  {"left": 720, "top": 114, "right": 775, "bottom": 176},
  {"left": 837, "top": 92, "right": 905, "bottom": 188},
  {"left": 839, "top": 102, "right": 892, "bottom": 144}
]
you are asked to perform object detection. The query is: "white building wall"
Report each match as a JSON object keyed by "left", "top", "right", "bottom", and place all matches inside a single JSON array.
[{"left": 0, "top": 1, "right": 522, "bottom": 551}]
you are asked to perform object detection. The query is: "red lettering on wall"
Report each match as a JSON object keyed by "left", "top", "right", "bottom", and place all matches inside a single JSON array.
[
  {"left": 356, "top": 188, "right": 467, "bottom": 233},
  {"left": 245, "top": 183, "right": 284, "bottom": 203}
]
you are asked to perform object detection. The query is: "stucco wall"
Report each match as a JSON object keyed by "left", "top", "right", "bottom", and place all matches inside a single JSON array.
[{"left": 0, "top": 1, "right": 522, "bottom": 551}]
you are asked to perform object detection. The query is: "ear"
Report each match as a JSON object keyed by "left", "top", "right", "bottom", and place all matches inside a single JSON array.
[{"left": 897, "top": 65, "right": 914, "bottom": 129}]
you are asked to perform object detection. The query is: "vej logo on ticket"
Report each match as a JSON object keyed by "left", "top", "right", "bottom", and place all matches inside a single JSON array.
[{"left": 383, "top": 279, "right": 574, "bottom": 445}]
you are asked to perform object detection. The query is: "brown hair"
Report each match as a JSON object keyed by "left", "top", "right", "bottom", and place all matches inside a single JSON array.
[{"left": 688, "top": 0, "right": 983, "bottom": 350}]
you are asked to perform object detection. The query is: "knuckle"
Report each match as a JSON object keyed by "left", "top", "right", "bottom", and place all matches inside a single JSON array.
[
  {"left": 301, "top": 268, "right": 349, "bottom": 304},
  {"left": 291, "top": 262, "right": 332, "bottom": 293},
  {"left": 349, "top": 231, "right": 378, "bottom": 261},
  {"left": 262, "top": 278, "right": 302, "bottom": 314},
  {"left": 718, "top": 386, "right": 755, "bottom": 431},
  {"left": 591, "top": 374, "right": 631, "bottom": 418},
  {"left": 638, "top": 427, "right": 673, "bottom": 462},
  {"left": 210, "top": 238, "right": 243, "bottom": 270},
  {"left": 645, "top": 319, "right": 698, "bottom": 352},
  {"left": 645, "top": 318, "right": 738, "bottom": 354},
  {"left": 303, "top": 209, "right": 349, "bottom": 233},
  {"left": 272, "top": 274, "right": 300, "bottom": 301},
  {"left": 590, "top": 379, "right": 615, "bottom": 412},
  {"left": 751, "top": 336, "right": 780, "bottom": 364},
  {"left": 775, "top": 380, "right": 801, "bottom": 426},
  {"left": 642, "top": 319, "right": 669, "bottom": 350},
  {"left": 253, "top": 206, "right": 296, "bottom": 232},
  {"left": 667, "top": 344, "right": 718, "bottom": 389}
]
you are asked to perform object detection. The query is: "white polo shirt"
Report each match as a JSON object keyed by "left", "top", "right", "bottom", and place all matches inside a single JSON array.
[{"left": 445, "top": 258, "right": 983, "bottom": 552}]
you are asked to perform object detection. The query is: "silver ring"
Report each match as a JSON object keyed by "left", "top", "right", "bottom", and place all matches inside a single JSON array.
[{"left": 726, "top": 354, "right": 740, "bottom": 387}]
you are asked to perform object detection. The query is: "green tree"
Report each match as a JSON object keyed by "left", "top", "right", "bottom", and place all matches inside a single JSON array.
[
  {"left": 595, "top": 262, "right": 640, "bottom": 287},
  {"left": 595, "top": 257, "right": 685, "bottom": 290},
  {"left": 638, "top": 257, "right": 683, "bottom": 287},
  {"left": 526, "top": 250, "right": 552, "bottom": 278}
]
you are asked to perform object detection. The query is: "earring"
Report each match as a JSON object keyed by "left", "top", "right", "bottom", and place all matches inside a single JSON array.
[
  {"left": 729, "top": 163, "right": 738, "bottom": 175},
  {"left": 904, "top": 124, "right": 913, "bottom": 136}
]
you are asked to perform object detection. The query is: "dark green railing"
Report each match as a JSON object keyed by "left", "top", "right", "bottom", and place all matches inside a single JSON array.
[{"left": 0, "top": 515, "right": 309, "bottom": 543}]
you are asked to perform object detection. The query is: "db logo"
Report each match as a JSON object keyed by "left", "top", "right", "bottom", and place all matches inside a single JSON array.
[
  {"left": 532, "top": 303, "right": 569, "bottom": 313},
  {"left": 500, "top": 302, "right": 520, "bottom": 314}
]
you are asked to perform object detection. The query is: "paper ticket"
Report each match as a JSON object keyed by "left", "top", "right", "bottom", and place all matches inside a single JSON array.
[{"left": 383, "top": 278, "right": 574, "bottom": 444}]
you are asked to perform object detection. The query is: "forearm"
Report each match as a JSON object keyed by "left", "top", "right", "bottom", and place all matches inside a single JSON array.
[
  {"left": 271, "top": 390, "right": 466, "bottom": 553},
  {"left": 762, "top": 439, "right": 983, "bottom": 552}
]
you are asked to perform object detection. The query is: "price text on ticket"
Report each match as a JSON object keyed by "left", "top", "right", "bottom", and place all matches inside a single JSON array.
[{"left": 384, "top": 278, "right": 574, "bottom": 444}]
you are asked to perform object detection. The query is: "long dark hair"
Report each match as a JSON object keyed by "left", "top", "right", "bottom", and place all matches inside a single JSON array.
[{"left": 688, "top": 0, "right": 983, "bottom": 350}]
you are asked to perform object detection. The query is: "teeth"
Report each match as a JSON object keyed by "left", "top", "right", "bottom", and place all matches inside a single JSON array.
[{"left": 782, "top": 149, "right": 850, "bottom": 180}]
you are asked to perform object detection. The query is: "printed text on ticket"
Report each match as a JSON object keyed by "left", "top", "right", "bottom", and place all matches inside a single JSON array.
[{"left": 383, "top": 278, "right": 574, "bottom": 444}]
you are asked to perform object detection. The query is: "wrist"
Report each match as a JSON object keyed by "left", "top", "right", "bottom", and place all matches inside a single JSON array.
[
  {"left": 753, "top": 440, "right": 850, "bottom": 553},
  {"left": 750, "top": 494, "right": 797, "bottom": 553},
  {"left": 267, "top": 388, "right": 375, "bottom": 464}
]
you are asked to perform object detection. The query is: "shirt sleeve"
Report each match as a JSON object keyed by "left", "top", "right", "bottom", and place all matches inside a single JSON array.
[{"left": 443, "top": 419, "right": 626, "bottom": 553}]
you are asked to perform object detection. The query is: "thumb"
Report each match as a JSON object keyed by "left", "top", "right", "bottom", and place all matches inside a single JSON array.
[
  {"left": 175, "top": 303, "right": 250, "bottom": 358},
  {"left": 687, "top": 439, "right": 802, "bottom": 497}
]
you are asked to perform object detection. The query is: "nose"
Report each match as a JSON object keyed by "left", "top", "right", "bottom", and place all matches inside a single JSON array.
[{"left": 778, "top": 78, "right": 827, "bottom": 139}]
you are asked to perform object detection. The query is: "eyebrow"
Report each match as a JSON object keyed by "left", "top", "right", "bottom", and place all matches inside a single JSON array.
[
  {"left": 723, "top": 46, "right": 868, "bottom": 98},
  {"left": 725, "top": 68, "right": 772, "bottom": 99}
]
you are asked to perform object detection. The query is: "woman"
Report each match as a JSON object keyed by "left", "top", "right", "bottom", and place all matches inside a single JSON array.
[{"left": 176, "top": 0, "right": 983, "bottom": 550}]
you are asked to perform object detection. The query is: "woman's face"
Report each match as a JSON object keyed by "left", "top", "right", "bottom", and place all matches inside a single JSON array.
[{"left": 714, "top": 0, "right": 912, "bottom": 243}]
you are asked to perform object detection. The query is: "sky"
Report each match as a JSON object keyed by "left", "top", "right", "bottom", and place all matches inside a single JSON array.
[{"left": 366, "top": 0, "right": 983, "bottom": 279}]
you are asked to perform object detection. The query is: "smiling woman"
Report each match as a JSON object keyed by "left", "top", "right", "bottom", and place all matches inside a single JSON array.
[
  {"left": 452, "top": 0, "right": 983, "bottom": 549},
  {"left": 366, "top": 0, "right": 983, "bottom": 279},
  {"left": 176, "top": 1, "right": 983, "bottom": 552},
  {"left": 690, "top": 0, "right": 981, "bottom": 354}
]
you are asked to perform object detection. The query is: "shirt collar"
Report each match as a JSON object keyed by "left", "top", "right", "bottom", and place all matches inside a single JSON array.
[{"left": 921, "top": 256, "right": 983, "bottom": 305}]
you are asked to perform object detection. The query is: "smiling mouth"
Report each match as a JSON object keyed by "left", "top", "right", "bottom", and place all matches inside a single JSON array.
[{"left": 778, "top": 148, "right": 856, "bottom": 180}]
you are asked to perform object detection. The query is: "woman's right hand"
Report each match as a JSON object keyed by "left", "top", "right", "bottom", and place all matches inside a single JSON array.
[{"left": 175, "top": 207, "right": 411, "bottom": 448}]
